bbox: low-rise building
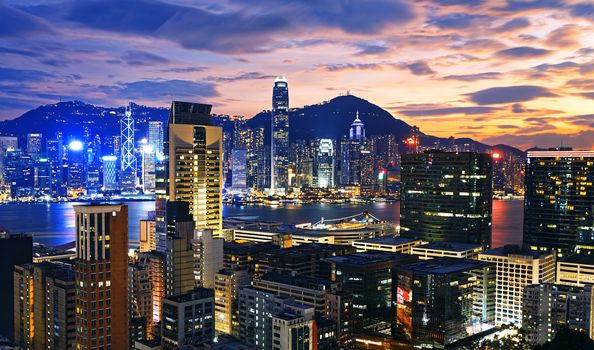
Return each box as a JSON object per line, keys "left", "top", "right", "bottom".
{"left": 411, "top": 241, "right": 483, "bottom": 260}
{"left": 557, "top": 254, "right": 594, "bottom": 286}
{"left": 352, "top": 236, "right": 423, "bottom": 253}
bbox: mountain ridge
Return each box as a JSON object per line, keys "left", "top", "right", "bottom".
{"left": 0, "top": 95, "right": 524, "bottom": 155}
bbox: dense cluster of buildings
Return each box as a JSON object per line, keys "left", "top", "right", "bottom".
{"left": 1, "top": 78, "right": 594, "bottom": 349}
{"left": 0, "top": 77, "right": 526, "bottom": 202}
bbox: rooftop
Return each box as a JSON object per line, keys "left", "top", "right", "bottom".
{"left": 274, "top": 312, "right": 302, "bottom": 321}
{"left": 258, "top": 272, "right": 335, "bottom": 290}
{"left": 398, "top": 257, "right": 491, "bottom": 275}
{"left": 560, "top": 254, "right": 594, "bottom": 265}
{"left": 264, "top": 243, "right": 355, "bottom": 257}
{"left": 414, "top": 241, "right": 482, "bottom": 252}
{"left": 480, "top": 245, "right": 554, "bottom": 259}
{"left": 324, "top": 252, "right": 415, "bottom": 267}
{"left": 164, "top": 288, "right": 213, "bottom": 303}
{"left": 355, "top": 236, "right": 421, "bottom": 246}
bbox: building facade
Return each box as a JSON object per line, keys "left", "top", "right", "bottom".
{"left": 271, "top": 76, "right": 289, "bottom": 193}
{"left": 400, "top": 151, "right": 493, "bottom": 248}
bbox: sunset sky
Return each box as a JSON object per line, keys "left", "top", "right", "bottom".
{"left": 1, "top": 0, "right": 594, "bottom": 150}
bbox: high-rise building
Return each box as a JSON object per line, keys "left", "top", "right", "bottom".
{"left": 557, "top": 254, "right": 594, "bottom": 286}
{"left": 324, "top": 290, "right": 353, "bottom": 349}
{"left": 0, "top": 136, "right": 19, "bottom": 185}
{"left": 148, "top": 121, "right": 164, "bottom": 158}
{"left": 161, "top": 288, "right": 214, "bottom": 349}
{"left": 214, "top": 268, "right": 250, "bottom": 335}
{"left": 271, "top": 76, "right": 289, "bottom": 193}
{"left": 101, "top": 155, "right": 118, "bottom": 192}
{"left": 0, "top": 232, "right": 32, "bottom": 342}
{"left": 478, "top": 245, "right": 556, "bottom": 326}
{"left": 139, "top": 215, "right": 156, "bottom": 253}
{"left": 13, "top": 261, "right": 76, "bottom": 350}
{"left": 324, "top": 252, "right": 418, "bottom": 333}
{"left": 73, "top": 203, "right": 129, "bottom": 349}
{"left": 26, "top": 133, "right": 43, "bottom": 161}
{"left": 523, "top": 149, "right": 594, "bottom": 256}
{"left": 120, "top": 103, "right": 137, "bottom": 192}
{"left": 238, "top": 286, "right": 314, "bottom": 349}
{"left": 128, "top": 263, "right": 152, "bottom": 338}
{"left": 164, "top": 201, "right": 196, "bottom": 296}
{"left": 394, "top": 258, "right": 495, "bottom": 347}
{"left": 523, "top": 283, "right": 594, "bottom": 345}
{"left": 142, "top": 144, "right": 156, "bottom": 194}
{"left": 317, "top": 139, "right": 334, "bottom": 188}
{"left": 137, "top": 251, "right": 166, "bottom": 339}
{"left": 271, "top": 304, "right": 315, "bottom": 350}
{"left": 192, "top": 229, "right": 223, "bottom": 289}
{"left": 230, "top": 149, "right": 247, "bottom": 190}
{"left": 400, "top": 151, "right": 493, "bottom": 248}
{"left": 66, "top": 141, "right": 85, "bottom": 190}
{"left": 156, "top": 101, "right": 222, "bottom": 250}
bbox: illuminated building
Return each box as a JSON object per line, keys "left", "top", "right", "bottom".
{"left": 101, "top": 155, "right": 118, "bottom": 191}
{"left": 257, "top": 243, "right": 357, "bottom": 278}
{"left": 317, "top": 139, "right": 334, "bottom": 188}
{"left": 556, "top": 254, "right": 594, "bottom": 286}
{"left": 271, "top": 304, "right": 315, "bottom": 350}
{"left": 4, "top": 150, "right": 35, "bottom": 198}
{"left": 0, "top": 232, "right": 32, "bottom": 342}
{"left": 271, "top": 76, "right": 289, "bottom": 193}
{"left": 324, "top": 290, "right": 353, "bottom": 349}
{"left": 237, "top": 286, "right": 314, "bottom": 349}
{"left": 523, "top": 149, "right": 594, "bottom": 256}
{"left": 214, "top": 268, "right": 250, "bottom": 335}
{"left": 325, "top": 252, "right": 417, "bottom": 333}
{"left": 523, "top": 283, "right": 594, "bottom": 345}
{"left": 478, "top": 245, "right": 555, "bottom": 326}
{"left": 142, "top": 144, "right": 155, "bottom": 194}
{"left": 147, "top": 121, "right": 164, "bottom": 158}
{"left": 13, "top": 262, "right": 75, "bottom": 350}
{"left": 252, "top": 272, "right": 339, "bottom": 313}
{"left": 156, "top": 101, "right": 222, "bottom": 251}
{"left": 139, "top": 215, "right": 156, "bottom": 253}
{"left": 351, "top": 236, "right": 423, "bottom": 254}
{"left": 26, "top": 133, "right": 43, "bottom": 161}
{"left": 192, "top": 229, "right": 224, "bottom": 289}
{"left": 230, "top": 148, "right": 247, "bottom": 190}
{"left": 128, "top": 263, "right": 152, "bottom": 340}
{"left": 161, "top": 288, "right": 214, "bottom": 349}
{"left": 400, "top": 151, "right": 493, "bottom": 248}
{"left": 137, "top": 251, "right": 166, "bottom": 339}
{"left": 164, "top": 201, "right": 196, "bottom": 296}
{"left": 410, "top": 241, "right": 483, "bottom": 260}
{"left": 34, "top": 157, "right": 51, "bottom": 194}
{"left": 73, "top": 203, "right": 129, "bottom": 349}
{"left": 67, "top": 141, "right": 85, "bottom": 190}
{"left": 292, "top": 139, "right": 316, "bottom": 188}
{"left": 222, "top": 241, "right": 279, "bottom": 277}
{"left": 394, "top": 258, "right": 495, "bottom": 348}
{"left": 120, "top": 103, "right": 137, "bottom": 193}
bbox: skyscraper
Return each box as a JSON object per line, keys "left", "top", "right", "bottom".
{"left": 73, "top": 203, "right": 129, "bottom": 349}
{"left": 0, "top": 232, "right": 32, "bottom": 342}
{"left": 230, "top": 148, "right": 247, "bottom": 190}
{"left": 147, "top": 121, "right": 164, "bottom": 158}
{"left": 317, "top": 139, "right": 334, "bottom": 188}
{"left": 13, "top": 262, "right": 76, "bottom": 349}
{"left": 101, "top": 155, "right": 118, "bottom": 192}
{"left": 523, "top": 149, "right": 594, "bottom": 256}
{"left": 26, "top": 133, "right": 43, "bottom": 161}
{"left": 271, "top": 76, "right": 289, "bottom": 193}
{"left": 156, "top": 101, "right": 222, "bottom": 250}
{"left": 142, "top": 144, "right": 156, "bottom": 194}
{"left": 120, "top": 103, "right": 137, "bottom": 192}
{"left": 400, "top": 151, "right": 493, "bottom": 248}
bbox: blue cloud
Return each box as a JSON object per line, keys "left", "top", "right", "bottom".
{"left": 496, "top": 46, "right": 551, "bottom": 58}
{"left": 495, "top": 0, "right": 564, "bottom": 12}
{"left": 570, "top": 3, "right": 594, "bottom": 21}
{"left": 494, "top": 18, "right": 530, "bottom": 32}
{"left": 468, "top": 85, "right": 557, "bottom": 105}
{"left": 0, "top": 4, "right": 52, "bottom": 37}
{"left": 427, "top": 13, "right": 492, "bottom": 29}
{"left": 403, "top": 61, "right": 435, "bottom": 75}
{"left": 121, "top": 50, "right": 171, "bottom": 66}
{"left": 0, "top": 67, "right": 53, "bottom": 81}
{"left": 106, "top": 79, "right": 218, "bottom": 101}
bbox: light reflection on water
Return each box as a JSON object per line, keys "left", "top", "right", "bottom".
{"left": 0, "top": 200, "right": 522, "bottom": 248}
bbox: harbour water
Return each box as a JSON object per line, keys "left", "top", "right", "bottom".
{"left": 0, "top": 200, "right": 523, "bottom": 248}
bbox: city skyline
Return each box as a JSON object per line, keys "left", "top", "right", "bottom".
{"left": 1, "top": 1, "right": 594, "bottom": 150}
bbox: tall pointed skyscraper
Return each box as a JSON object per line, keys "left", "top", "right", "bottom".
{"left": 155, "top": 101, "right": 223, "bottom": 250}
{"left": 120, "top": 102, "right": 137, "bottom": 192}
{"left": 271, "top": 76, "right": 289, "bottom": 193}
